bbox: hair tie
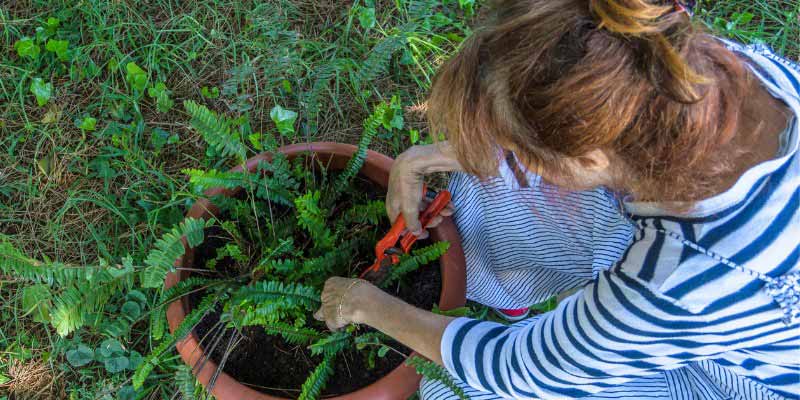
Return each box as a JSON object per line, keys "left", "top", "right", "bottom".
{"left": 674, "top": 0, "right": 696, "bottom": 17}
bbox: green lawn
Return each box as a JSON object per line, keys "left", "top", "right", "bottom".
{"left": 0, "top": 0, "right": 797, "bottom": 399}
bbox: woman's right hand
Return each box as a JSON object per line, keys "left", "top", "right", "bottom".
{"left": 386, "top": 142, "right": 462, "bottom": 236}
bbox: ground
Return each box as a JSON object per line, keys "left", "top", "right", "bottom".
{"left": 0, "top": 0, "right": 798, "bottom": 399}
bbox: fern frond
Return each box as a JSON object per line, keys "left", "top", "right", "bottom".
{"left": 183, "top": 100, "right": 247, "bottom": 162}
{"left": 351, "top": 34, "right": 408, "bottom": 94}
{"left": 183, "top": 168, "right": 249, "bottom": 191}
{"left": 232, "top": 318, "right": 321, "bottom": 345}
{"left": 406, "top": 356, "right": 469, "bottom": 400}
{"left": 142, "top": 218, "right": 214, "bottom": 289}
{"left": 380, "top": 241, "right": 449, "bottom": 288}
{"left": 328, "top": 103, "right": 386, "bottom": 201}
{"left": 255, "top": 155, "right": 299, "bottom": 207}
{"left": 298, "top": 355, "right": 335, "bottom": 400}
{"left": 337, "top": 200, "right": 385, "bottom": 227}
{"left": 0, "top": 236, "right": 102, "bottom": 285}
{"left": 354, "top": 331, "right": 392, "bottom": 348}
{"left": 151, "top": 277, "right": 217, "bottom": 341}
{"left": 304, "top": 58, "right": 350, "bottom": 135}
{"left": 309, "top": 331, "right": 350, "bottom": 358}
{"left": 294, "top": 191, "right": 334, "bottom": 249}
{"left": 133, "top": 293, "right": 222, "bottom": 389}
{"left": 230, "top": 280, "right": 320, "bottom": 310}
{"left": 175, "top": 364, "right": 199, "bottom": 400}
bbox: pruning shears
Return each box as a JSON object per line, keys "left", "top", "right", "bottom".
{"left": 360, "top": 186, "right": 451, "bottom": 283}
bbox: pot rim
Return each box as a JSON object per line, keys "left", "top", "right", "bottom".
{"left": 165, "top": 142, "right": 467, "bottom": 400}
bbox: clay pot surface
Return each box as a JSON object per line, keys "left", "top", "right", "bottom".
{"left": 165, "top": 142, "right": 467, "bottom": 400}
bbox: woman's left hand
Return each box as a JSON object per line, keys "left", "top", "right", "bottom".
{"left": 314, "top": 277, "right": 374, "bottom": 331}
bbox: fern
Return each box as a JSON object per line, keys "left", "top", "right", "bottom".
{"left": 175, "top": 364, "right": 200, "bottom": 400}
{"left": 142, "top": 218, "right": 214, "bottom": 289}
{"left": 405, "top": 356, "right": 469, "bottom": 400}
{"left": 329, "top": 103, "right": 386, "bottom": 200}
{"left": 380, "top": 241, "right": 450, "bottom": 288}
{"left": 134, "top": 293, "right": 222, "bottom": 389}
{"left": 303, "top": 58, "right": 350, "bottom": 135}
{"left": 151, "top": 277, "right": 217, "bottom": 341}
{"left": 255, "top": 154, "right": 300, "bottom": 207}
{"left": 230, "top": 280, "right": 320, "bottom": 310}
{"left": 232, "top": 319, "right": 321, "bottom": 345}
{"left": 183, "top": 168, "right": 249, "bottom": 191}
{"left": 184, "top": 100, "right": 247, "bottom": 161}
{"left": 298, "top": 355, "right": 334, "bottom": 400}
{"left": 0, "top": 235, "right": 107, "bottom": 286}
{"left": 351, "top": 34, "right": 408, "bottom": 95}
{"left": 309, "top": 331, "right": 350, "bottom": 358}
{"left": 295, "top": 190, "right": 334, "bottom": 250}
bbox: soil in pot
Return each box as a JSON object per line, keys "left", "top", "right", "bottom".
{"left": 186, "top": 174, "right": 444, "bottom": 398}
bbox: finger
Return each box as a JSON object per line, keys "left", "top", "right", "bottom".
{"left": 415, "top": 229, "right": 429, "bottom": 240}
{"left": 428, "top": 215, "right": 443, "bottom": 228}
{"left": 440, "top": 203, "right": 455, "bottom": 217}
{"left": 402, "top": 206, "right": 423, "bottom": 235}
{"left": 313, "top": 308, "right": 325, "bottom": 321}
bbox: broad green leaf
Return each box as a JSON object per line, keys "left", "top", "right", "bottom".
{"left": 408, "top": 128, "right": 419, "bottom": 144}
{"left": 147, "top": 82, "right": 174, "bottom": 113}
{"left": 79, "top": 117, "right": 97, "bottom": 132}
{"left": 121, "top": 301, "right": 141, "bottom": 320}
{"left": 14, "top": 38, "right": 40, "bottom": 59}
{"left": 66, "top": 344, "right": 94, "bottom": 367}
{"left": 357, "top": 6, "right": 376, "bottom": 29}
{"left": 270, "top": 105, "right": 298, "bottom": 137}
{"left": 125, "top": 62, "right": 148, "bottom": 93}
{"left": 21, "top": 284, "right": 52, "bottom": 323}
{"left": 128, "top": 350, "right": 143, "bottom": 369}
{"left": 45, "top": 39, "right": 70, "bottom": 61}
{"left": 117, "top": 386, "right": 138, "bottom": 400}
{"left": 126, "top": 290, "right": 147, "bottom": 305}
{"left": 42, "top": 17, "right": 60, "bottom": 36}
{"left": 97, "top": 338, "right": 125, "bottom": 358}
{"left": 377, "top": 346, "right": 389, "bottom": 357}
{"left": 30, "top": 78, "right": 53, "bottom": 107}
{"left": 0, "top": 373, "right": 9, "bottom": 385}
{"left": 104, "top": 356, "right": 130, "bottom": 373}
{"left": 201, "top": 86, "right": 220, "bottom": 99}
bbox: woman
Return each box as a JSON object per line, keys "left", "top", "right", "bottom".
{"left": 314, "top": 0, "right": 800, "bottom": 398}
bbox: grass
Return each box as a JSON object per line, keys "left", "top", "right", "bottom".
{"left": 0, "top": 0, "right": 797, "bottom": 399}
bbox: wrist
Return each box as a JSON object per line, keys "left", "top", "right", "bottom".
{"left": 348, "top": 283, "right": 386, "bottom": 325}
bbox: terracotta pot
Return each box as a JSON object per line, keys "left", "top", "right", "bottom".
{"left": 165, "top": 142, "right": 467, "bottom": 400}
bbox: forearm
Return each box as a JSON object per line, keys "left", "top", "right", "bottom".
{"left": 352, "top": 284, "right": 454, "bottom": 364}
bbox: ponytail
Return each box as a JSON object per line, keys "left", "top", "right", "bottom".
{"left": 590, "top": 0, "right": 708, "bottom": 103}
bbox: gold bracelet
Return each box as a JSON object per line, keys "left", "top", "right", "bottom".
{"left": 337, "top": 279, "right": 364, "bottom": 323}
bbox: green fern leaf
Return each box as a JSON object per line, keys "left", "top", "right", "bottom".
{"left": 183, "top": 100, "right": 247, "bottom": 161}
{"left": 406, "top": 355, "right": 469, "bottom": 400}
{"left": 298, "top": 355, "right": 335, "bottom": 400}
{"left": 142, "top": 218, "right": 213, "bottom": 289}
{"left": 309, "top": 331, "right": 350, "bottom": 358}
{"left": 294, "top": 191, "right": 334, "bottom": 249}
{"left": 183, "top": 168, "right": 249, "bottom": 191}
{"left": 230, "top": 280, "right": 320, "bottom": 310}
{"left": 133, "top": 292, "right": 222, "bottom": 389}
{"left": 151, "top": 277, "right": 217, "bottom": 341}
{"left": 328, "top": 103, "right": 386, "bottom": 201}
{"left": 381, "top": 241, "right": 450, "bottom": 288}
{"left": 175, "top": 364, "right": 199, "bottom": 400}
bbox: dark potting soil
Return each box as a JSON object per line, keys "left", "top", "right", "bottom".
{"left": 189, "top": 263, "right": 441, "bottom": 397}
{"left": 186, "top": 172, "right": 444, "bottom": 397}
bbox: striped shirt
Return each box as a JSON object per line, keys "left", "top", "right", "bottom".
{"left": 440, "top": 41, "right": 800, "bottom": 399}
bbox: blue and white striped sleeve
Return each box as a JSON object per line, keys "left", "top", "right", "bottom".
{"left": 439, "top": 264, "right": 791, "bottom": 399}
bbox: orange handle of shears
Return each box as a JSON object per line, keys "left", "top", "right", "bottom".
{"left": 399, "top": 190, "right": 451, "bottom": 253}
